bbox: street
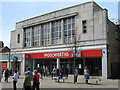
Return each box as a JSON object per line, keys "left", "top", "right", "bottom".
{"left": 0, "top": 75, "right": 119, "bottom": 90}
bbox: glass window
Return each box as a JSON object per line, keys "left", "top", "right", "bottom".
{"left": 52, "top": 20, "right": 61, "bottom": 45}
{"left": 115, "top": 31, "right": 119, "bottom": 40}
{"left": 32, "top": 25, "right": 40, "bottom": 47}
{"left": 42, "top": 23, "right": 50, "bottom": 46}
{"left": 24, "top": 28, "right": 31, "bottom": 47}
{"left": 82, "top": 20, "right": 87, "bottom": 33}
{"left": 64, "top": 17, "right": 75, "bottom": 43}
{"left": 17, "top": 34, "right": 20, "bottom": 43}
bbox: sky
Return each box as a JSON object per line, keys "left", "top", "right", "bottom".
{"left": 0, "top": 0, "right": 119, "bottom": 47}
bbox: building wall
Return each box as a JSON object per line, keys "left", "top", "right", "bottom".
{"left": 11, "top": 2, "right": 107, "bottom": 52}
{"left": 0, "top": 41, "right": 4, "bottom": 48}
{"left": 107, "top": 20, "right": 120, "bottom": 78}
{"left": 10, "top": 1, "right": 110, "bottom": 78}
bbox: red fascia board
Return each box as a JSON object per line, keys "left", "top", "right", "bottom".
{"left": 81, "top": 49, "right": 102, "bottom": 57}
{"left": 25, "top": 51, "right": 73, "bottom": 59}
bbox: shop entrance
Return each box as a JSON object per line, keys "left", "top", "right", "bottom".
{"left": 25, "top": 59, "right": 56, "bottom": 74}
{"left": 84, "top": 57, "right": 102, "bottom": 76}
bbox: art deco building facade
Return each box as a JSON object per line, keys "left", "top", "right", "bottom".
{"left": 10, "top": 1, "right": 120, "bottom": 78}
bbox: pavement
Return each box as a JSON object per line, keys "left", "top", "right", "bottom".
{"left": 0, "top": 75, "right": 120, "bottom": 89}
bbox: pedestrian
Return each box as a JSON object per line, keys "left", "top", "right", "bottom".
{"left": 32, "top": 70, "right": 40, "bottom": 90}
{"left": 39, "top": 66, "right": 43, "bottom": 79}
{"left": 84, "top": 66, "right": 89, "bottom": 74}
{"left": 0, "top": 69, "right": 2, "bottom": 82}
{"left": 74, "top": 68, "right": 78, "bottom": 84}
{"left": 25, "top": 67, "right": 33, "bottom": 77}
{"left": 5, "top": 68, "right": 9, "bottom": 82}
{"left": 58, "top": 70, "right": 63, "bottom": 83}
{"left": 43, "top": 66, "right": 46, "bottom": 77}
{"left": 23, "top": 71, "right": 32, "bottom": 90}
{"left": 45, "top": 66, "right": 49, "bottom": 76}
{"left": 57, "top": 68, "right": 59, "bottom": 76}
{"left": 10, "top": 69, "right": 13, "bottom": 76}
{"left": 84, "top": 71, "right": 90, "bottom": 84}
{"left": 52, "top": 67, "right": 57, "bottom": 79}
{"left": 13, "top": 70, "right": 18, "bottom": 90}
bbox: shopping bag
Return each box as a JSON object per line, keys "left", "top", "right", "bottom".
{"left": 31, "top": 81, "right": 33, "bottom": 90}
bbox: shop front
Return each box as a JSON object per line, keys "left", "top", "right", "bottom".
{"left": 24, "top": 49, "right": 103, "bottom": 76}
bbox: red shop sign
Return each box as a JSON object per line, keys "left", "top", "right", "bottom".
{"left": 25, "top": 51, "right": 73, "bottom": 59}
{"left": 2, "top": 63, "right": 7, "bottom": 71}
{"left": 81, "top": 49, "right": 102, "bottom": 57}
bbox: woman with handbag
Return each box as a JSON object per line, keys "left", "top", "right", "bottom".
{"left": 32, "top": 70, "right": 40, "bottom": 90}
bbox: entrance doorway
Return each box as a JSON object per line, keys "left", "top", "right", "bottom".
{"left": 84, "top": 57, "right": 102, "bottom": 76}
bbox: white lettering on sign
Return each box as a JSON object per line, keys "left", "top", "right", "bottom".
{"left": 44, "top": 52, "right": 69, "bottom": 58}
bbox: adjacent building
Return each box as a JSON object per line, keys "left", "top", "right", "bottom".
{"left": 10, "top": 1, "right": 120, "bottom": 78}
{"left": 0, "top": 41, "right": 10, "bottom": 71}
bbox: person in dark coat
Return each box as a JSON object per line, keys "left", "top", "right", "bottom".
{"left": 5, "top": 68, "right": 9, "bottom": 82}
{"left": 39, "top": 66, "right": 44, "bottom": 79}
{"left": 23, "top": 71, "right": 32, "bottom": 90}
{"left": 74, "top": 68, "right": 78, "bottom": 84}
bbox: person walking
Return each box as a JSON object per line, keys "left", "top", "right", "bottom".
{"left": 45, "top": 66, "right": 49, "bottom": 76}
{"left": 23, "top": 71, "right": 32, "bottom": 90}
{"left": 74, "top": 68, "right": 78, "bottom": 84}
{"left": 13, "top": 70, "right": 18, "bottom": 90}
{"left": 5, "top": 68, "right": 9, "bottom": 82}
{"left": 84, "top": 71, "right": 90, "bottom": 84}
{"left": 32, "top": 70, "right": 40, "bottom": 90}
{"left": 25, "top": 67, "right": 33, "bottom": 77}
{"left": 84, "top": 66, "right": 89, "bottom": 74}
{"left": 43, "top": 66, "right": 46, "bottom": 77}
{"left": 39, "top": 66, "right": 43, "bottom": 79}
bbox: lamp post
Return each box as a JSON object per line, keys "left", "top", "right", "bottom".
{"left": 8, "top": 48, "right": 10, "bottom": 70}
{"left": 73, "top": 38, "right": 77, "bottom": 84}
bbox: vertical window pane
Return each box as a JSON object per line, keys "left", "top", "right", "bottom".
{"left": 32, "top": 25, "right": 40, "bottom": 47}
{"left": 24, "top": 27, "right": 31, "bottom": 47}
{"left": 82, "top": 20, "right": 87, "bottom": 33}
{"left": 52, "top": 20, "right": 61, "bottom": 45}
{"left": 42, "top": 23, "right": 50, "bottom": 46}
{"left": 64, "top": 17, "right": 75, "bottom": 43}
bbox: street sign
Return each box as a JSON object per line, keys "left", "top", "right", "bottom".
{"left": 13, "top": 56, "right": 18, "bottom": 62}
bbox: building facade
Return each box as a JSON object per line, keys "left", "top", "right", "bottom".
{"left": 10, "top": 1, "right": 120, "bottom": 78}
{"left": 0, "top": 42, "right": 21, "bottom": 71}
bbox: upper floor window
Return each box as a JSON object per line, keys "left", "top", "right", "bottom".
{"left": 17, "top": 34, "right": 20, "bottom": 43}
{"left": 115, "top": 31, "right": 119, "bottom": 40}
{"left": 24, "top": 28, "right": 31, "bottom": 47}
{"left": 64, "top": 17, "right": 75, "bottom": 43}
{"left": 82, "top": 20, "right": 87, "bottom": 33}
{"left": 42, "top": 23, "right": 50, "bottom": 46}
{"left": 52, "top": 20, "right": 61, "bottom": 45}
{"left": 32, "top": 25, "right": 40, "bottom": 47}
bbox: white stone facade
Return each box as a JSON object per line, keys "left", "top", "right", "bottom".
{"left": 10, "top": 1, "right": 120, "bottom": 78}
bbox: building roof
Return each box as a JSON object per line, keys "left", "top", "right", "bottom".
{"left": 0, "top": 46, "right": 10, "bottom": 53}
